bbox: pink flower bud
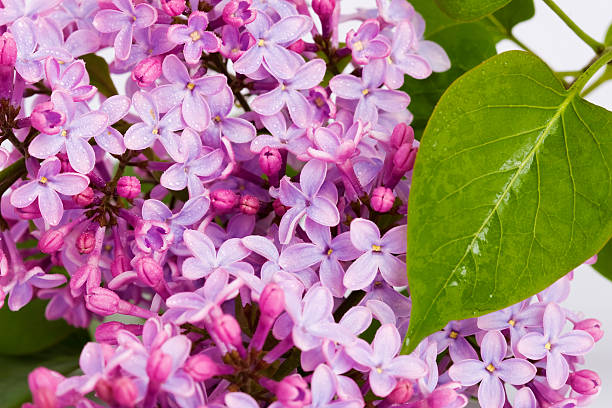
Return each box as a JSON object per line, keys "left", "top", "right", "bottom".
{"left": 390, "top": 123, "right": 414, "bottom": 149}
{"left": 371, "top": 186, "right": 395, "bottom": 213}
{"left": 312, "top": 0, "right": 335, "bottom": 19}
{"left": 393, "top": 143, "right": 417, "bottom": 173}
{"left": 111, "top": 253, "right": 130, "bottom": 277}
{"left": 272, "top": 198, "right": 287, "bottom": 217}
{"left": 113, "top": 377, "right": 139, "bottom": 408}
{"left": 117, "top": 176, "right": 141, "bottom": 199}
{"left": 184, "top": 354, "right": 233, "bottom": 381}
{"left": 77, "top": 231, "right": 96, "bottom": 254}
{"left": 386, "top": 379, "right": 414, "bottom": 404}
{"left": 574, "top": 318, "right": 604, "bottom": 342}
{"left": 57, "top": 153, "right": 75, "bottom": 173}
{"left": 161, "top": 0, "right": 186, "bottom": 16}
{"left": 276, "top": 374, "right": 312, "bottom": 408}
{"left": 0, "top": 33, "right": 17, "bottom": 66}
{"left": 28, "top": 367, "right": 65, "bottom": 408}
{"left": 85, "top": 287, "right": 120, "bottom": 316}
{"left": 30, "top": 101, "right": 66, "bottom": 135}
{"left": 95, "top": 378, "right": 114, "bottom": 404}
{"left": 95, "top": 321, "right": 126, "bottom": 344}
{"left": 288, "top": 39, "right": 306, "bottom": 54}
{"left": 215, "top": 314, "right": 242, "bottom": 348}
{"left": 16, "top": 202, "right": 41, "bottom": 220}
{"left": 131, "top": 56, "right": 162, "bottom": 88}
{"left": 147, "top": 348, "right": 173, "bottom": 384}
{"left": 569, "top": 370, "right": 601, "bottom": 395}
{"left": 223, "top": 0, "right": 256, "bottom": 26}
{"left": 135, "top": 257, "right": 163, "bottom": 287}
{"left": 259, "top": 283, "right": 284, "bottom": 319}
{"left": 39, "top": 229, "right": 65, "bottom": 253}
{"left": 73, "top": 186, "right": 95, "bottom": 207}
{"left": 239, "top": 194, "right": 259, "bottom": 215}
{"left": 211, "top": 189, "right": 238, "bottom": 213}
{"left": 259, "top": 147, "right": 282, "bottom": 176}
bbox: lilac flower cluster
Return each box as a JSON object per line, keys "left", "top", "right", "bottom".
{"left": 0, "top": 0, "right": 603, "bottom": 407}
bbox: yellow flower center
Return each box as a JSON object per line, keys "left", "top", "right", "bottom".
{"left": 315, "top": 97, "right": 324, "bottom": 107}
{"left": 327, "top": 248, "right": 333, "bottom": 256}
{"left": 280, "top": 84, "right": 286, "bottom": 91}
{"left": 187, "top": 82, "right": 195, "bottom": 90}
{"left": 486, "top": 364, "right": 496, "bottom": 373}
{"left": 387, "top": 56, "right": 393, "bottom": 64}
{"left": 545, "top": 342, "right": 552, "bottom": 350}
{"left": 362, "top": 89, "right": 369, "bottom": 95}
{"left": 372, "top": 244, "right": 381, "bottom": 252}
{"left": 190, "top": 31, "right": 201, "bottom": 42}
{"left": 39, "top": 176, "right": 48, "bottom": 184}
{"left": 60, "top": 130, "right": 67, "bottom": 137}
{"left": 449, "top": 330, "right": 459, "bottom": 339}
{"left": 353, "top": 41, "right": 364, "bottom": 51}
{"left": 508, "top": 319, "right": 516, "bottom": 327}
{"left": 375, "top": 367, "right": 383, "bottom": 374}
{"left": 214, "top": 115, "right": 221, "bottom": 122}
{"left": 152, "top": 128, "right": 159, "bottom": 135}
{"left": 258, "top": 39, "right": 265, "bottom": 47}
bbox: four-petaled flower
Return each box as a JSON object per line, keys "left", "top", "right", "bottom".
{"left": 167, "top": 11, "right": 221, "bottom": 65}
{"left": 10, "top": 157, "right": 90, "bottom": 226}
{"left": 449, "top": 330, "right": 536, "bottom": 408}
{"left": 346, "top": 19, "right": 390, "bottom": 65}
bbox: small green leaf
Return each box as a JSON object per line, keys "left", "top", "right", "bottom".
{"left": 0, "top": 299, "right": 77, "bottom": 356}
{"left": 434, "top": 0, "right": 511, "bottom": 21}
{"left": 605, "top": 22, "right": 612, "bottom": 46}
{"left": 0, "top": 331, "right": 88, "bottom": 408}
{"left": 593, "top": 239, "right": 612, "bottom": 281}
{"left": 81, "top": 53, "right": 118, "bottom": 97}
{"left": 404, "top": 51, "right": 612, "bottom": 352}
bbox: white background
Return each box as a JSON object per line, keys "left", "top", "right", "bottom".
{"left": 341, "top": 0, "right": 612, "bottom": 406}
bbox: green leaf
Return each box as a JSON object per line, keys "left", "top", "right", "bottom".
{"left": 593, "top": 239, "right": 612, "bottom": 280}
{"left": 81, "top": 53, "right": 118, "bottom": 98}
{"left": 403, "top": 51, "right": 612, "bottom": 352}
{"left": 0, "top": 331, "right": 89, "bottom": 408}
{"left": 481, "top": 0, "right": 535, "bottom": 41}
{"left": 434, "top": 0, "right": 511, "bottom": 21}
{"left": 0, "top": 299, "right": 77, "bottom": 356}
{"left": 606, "top": 22, "right": 612, "bottom": 46}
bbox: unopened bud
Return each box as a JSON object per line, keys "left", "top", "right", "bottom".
{"left": 131, "top": 56, "right": 163, "bottom": 88}
{"left": 117, "top": 176, "right": 141, "bottom": 199}
{"left": 239, "top": 195, "right": 259, "bottom": 215}
{"left": 76, "top": 231, "right": 96, "bottom": 254}
{"left": 94, "top": 378, "right": 114, "bottom": 404}
{"left": 386, "top": 379, "right": 414, "bottom": 404}
{"left": 288, "top": 39, "right": 306, "bottom": 54}
{"left": 223, "top": 0, "right": 256, "bottom": 27}
{"left": 147, "top": 348, "right": 173, "bottom": 384}
{"left": 0, "top": 33, "right": 17, "bottom": 66}
{"left": 211, "top": 189, "right": 238, "bottom": 213}
{"left": 313, "top": 0, "right": 335, "bottom": 18}
{"left": 73, "top": 186, "right": 95, "bottom": 207}
{"left": 161, "top": 0, "right": 186, "bottom": 16}
{"left": 569, "top": 370, "right": 601, "bottom": 395}
{"left": 113, "top": 377, "right": 139, "bottom": 407}
{"left": 259, "top": 147, "right": 282, "bottom": 176}
{"left": 272, "top": 198, "right": 287, "bottom": 217}
{"left": 390, "top": 123, "right": 414, "bottom": 149}
{"left": 184, "top": 354, "right": 226, "bottom": 381}
{"left": 276, "top": 374, "right": 312, "bottom": 408}
{"left": 392, "top": 143, "right": 417, "bottom": 173}
{"left": 39, "top": 229, "right": 65, "bottom": 253}
{"left": 574, "top": 318, "right": 604, "bottom": 342}
{"left": 215, "top": 314, "right": 242, "bottom": 348}
{"left": 371, "top": 186, "right": 395, "bottom": 213}
{"left": 86, "top": 287, "right": 120, "bottom": 316}
{"left": 30, "top": 101, "right": 66, "bottom": 135}
{"left": 259, "top": 283, "right": 284, "bottom": 319}
{"left": 135, "top": 257, "right": 163, "bottom": 287}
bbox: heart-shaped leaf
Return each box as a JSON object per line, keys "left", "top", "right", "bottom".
{"left": 81, "top": 53, "right": 118, "bottom": 98}
{"left": 403, "top": 50, "right": 612, "bottom": 352}
{"left": 434, "top": 0, "right": 511, "bottom": 21}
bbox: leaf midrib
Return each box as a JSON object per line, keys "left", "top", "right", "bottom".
{"left": 411, "top": 83, "right": 579, "bottom": 335}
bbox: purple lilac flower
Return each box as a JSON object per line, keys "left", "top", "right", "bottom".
{"left": 329, "top": 58, "right": 410, "bottom": 124}
{"left": 10, "top": 17, "right": 71, "bottom": 83}
{"left": 36, "top": 17, "right": 100, "bottom": 61}
{"left": 0, "top": 0, "right": 62, "bottom": 25}
{"left": 151, "top": 54, "right": 226, "bottom": 131}
{"left": 233, "top": 12, "right": 312, "bottom": 79}
{"left": 44, "top": 58, "right": 97, "bottom": 101}
{"left": 343, "top": 218, "right": 407, "bottom": 290}
{"left": 123, "top": 90, "right": 184, "bottom": 158}
{"left": 279, "top": 219, "right": 361, "bottom": 296}
{"left": 429, "top": 319, "right": 479, "bottom": 362}
{"left": 203, "top": 86, "right": 256, "bottom": 147}
{"left": 376, "top": 0, "right": 415, "bottom": 24}
{"left": 5, "top": 265, "right": 66, "bottom": 311}
{"left": 167, "top": 11, "right": 221, "bottom": 65}
{"left": 10, "top": 157, "right": 89, "bottom": 226}
{"left": 449, "top": 330, "right": 536, "bottom": 408}
{"left": 181, "top": 229, "right": 252, "bottom": 280}
{"left": 251, "top": 58, "right": 326, "bottom": 128}
{"left": 160, "top": 128, "right": 225, "bottom": 197}
{"left": 518, "top": 302, "right": 595, "bottom": 389}
{"left": 250, "top": 112, "right": 311, "bottom": 157}
{"left": 220, "top": 25, "right": 255, "bottom": 62}
{"left": 113, "top": 25, "right": 175, "bottom": 72}
{"left": 278, "top": 159, "right": 340, "bottom": 244}
{"left": 92, "top": 0, "right": 157, "bottom": 61}
{"left": 346, "top": 19, "right": 390, "bottom": 65}
{"left": 28, "top": 91, "right": 108, "bottom": 174}
{"left": 346, "top": 323, "right": 427, "bottom": 397}
{"left": 308, "top": 364, "right": 363, "bottom": 408}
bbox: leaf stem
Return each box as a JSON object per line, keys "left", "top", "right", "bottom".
{"left": 570, "top": 48, "right": 612, "bottom": 93}
{"left": 541, "top": 0, "right": 605, "bottom": 53}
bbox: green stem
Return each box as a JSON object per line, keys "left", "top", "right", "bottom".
{"left": 485, "top": 15, "right": 538, "bottom": 55}
{"left": 541, "top": 0, "right": 605, "bottom": 53}
{"left": 570, "top": 48, "right": 612, "bottom": 93}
